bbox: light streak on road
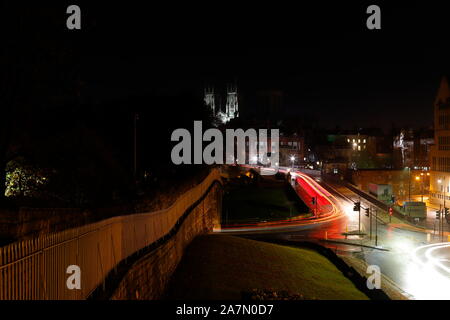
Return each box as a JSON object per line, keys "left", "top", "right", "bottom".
{"left": 220, "top": 166, "right": 343, "bottom": 231}
{"left": 412, "top": 242, "right": 450, "bottom": 275}
{"left": 407, "top": 242, "right": 450, "bottom": 299}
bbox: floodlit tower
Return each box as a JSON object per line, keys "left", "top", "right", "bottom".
{"left": 226, "top": 83, "right": 239, "bottom": 121}
{"left": 204, "top": 85, "right": 216, "bottom": 115}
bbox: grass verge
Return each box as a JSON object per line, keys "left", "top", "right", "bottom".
{"left": 166, "top": 235, "right": 369, "bottom": 300}
{"left": 223, "top": 182, "right": 309, "bottom": 222}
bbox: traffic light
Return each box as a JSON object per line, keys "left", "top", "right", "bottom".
{"left": 389, "top": 207, "right": 393, "bottom": 216}
{"left": 365, "top": 208, "right": 369, "bottom": 217}
{"left": 445, "top": 208, "right": 449, "bottom": 218}
{"left": 311, "top": 197, "right": 316, "bottom": 205}
{"left": 353, "top": 201, "right": 360, "bottom": 211}
{"left": 436, "top": 210, "right": 441, "bottom": 219}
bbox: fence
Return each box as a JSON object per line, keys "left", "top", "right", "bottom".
{"left": 0, "top": 168, "right": 221, "bottom": 300}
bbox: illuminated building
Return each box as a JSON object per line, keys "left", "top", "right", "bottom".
{"left": 204, "top": 85, "right": 216, "bottom": 114}
{"left": 204, "top": 83, "right": 239, "bottom": 124}
{"left": 429, "top": 76, "right": 450, "bottom": 206}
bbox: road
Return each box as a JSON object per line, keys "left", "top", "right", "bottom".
{"left": 219, "top": 167, "right": 450, "bottom": 300}
{"left": 408, "top": 194, "right": 450, "bottom": 232}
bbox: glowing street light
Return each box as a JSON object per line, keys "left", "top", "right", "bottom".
{"left": 415, "top": 176, "right": 424, "bottom": 202}
{"left": 290, "top": 155, "right": 295, "bottom": 168}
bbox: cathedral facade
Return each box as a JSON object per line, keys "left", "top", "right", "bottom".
{"left": 204, "top": 83, "right": 239, "bottom": 124}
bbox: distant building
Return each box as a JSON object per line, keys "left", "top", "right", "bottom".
{"left": 318, "top": 132, "right": 379, "bottom": 169}
{"left": 226, "top": 130, "right": 304, "bottom": 168}
{"left": 279, "top": 133, "right": 304, "bottom": 167}
{"left": 318, "top": 129, "right": 397, "bottom": 178}
{"left": 224, "top": 83, "right": 239, "bottom": 122}
{"left": 393, "top": 128, "right": 433, "bottom": 170}
{"left": 204, "top": 85, "right": 216, "bottom": 114}
{"left": 430, "top": 76, "right": 450, "bottom": 206}
{"left": 204, "top": 83, "right": 239, "bottom": 124}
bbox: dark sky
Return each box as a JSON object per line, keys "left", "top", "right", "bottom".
{"left": 5, "top": 2, "right": 449, "bottom": 130}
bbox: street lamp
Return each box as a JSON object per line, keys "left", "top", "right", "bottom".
{"left": 290, "top": 155, "right": 295, "bottom": 168}
{"left": 438, "top": 177, "right": 447, "bottom": 209}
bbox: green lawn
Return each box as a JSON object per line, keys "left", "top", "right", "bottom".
{"left": 166, "top": 235, "right": 369, "bottom": 300}
{"left": 223, "top": 184, "right": 309, "bottom": 222}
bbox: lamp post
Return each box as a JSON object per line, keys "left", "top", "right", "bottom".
{"left": 290, "top": 155, "right": 295, "bottom": 169}
{"left": 408, "top": 167, "right": 411, "bottom": 202}
{"left": 438, "top": 177, "right": 446, "bottom": 209}
{"left": 416, "top": 175, "right": 424, "bottom": 202}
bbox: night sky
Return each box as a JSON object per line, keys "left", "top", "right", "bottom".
{"left": 5, "top": 2, "right": 449, "bottom": 130}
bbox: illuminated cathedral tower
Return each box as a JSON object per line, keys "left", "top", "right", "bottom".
{"left": 225, "top": 83, "right": 239, "bottom": 121}
{"left": 204, "top": 85, "right": 216, "bottom": 114}
{"left": 204, "top": 82, "right": 239, "bottom": 124}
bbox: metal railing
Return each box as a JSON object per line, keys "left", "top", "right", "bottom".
{"left": 0, "top": 168, "right": 221, "bottom": 300}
